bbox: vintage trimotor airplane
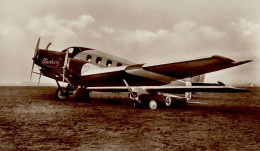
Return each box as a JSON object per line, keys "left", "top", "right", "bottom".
{"left": 30, "top": 38, "right": 252, "bottom": 109}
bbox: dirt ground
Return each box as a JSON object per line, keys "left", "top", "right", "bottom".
{"left": 0, "top": 86, "right": 259, "bottom": 150}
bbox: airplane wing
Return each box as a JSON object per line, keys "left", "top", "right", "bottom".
{"left": 139, "top": 55, "right": 251, "bottom": 79}
{"left": 86, "top": 85, "right": 249, "bottom": 93}
{"left": 80, "top": 55, "right": 252, "bottom": 87}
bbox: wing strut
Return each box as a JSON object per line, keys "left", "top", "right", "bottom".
{"left": 62, "top": 50, "right": 69, "bottom": 87}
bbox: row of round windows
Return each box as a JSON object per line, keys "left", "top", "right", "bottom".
{"left": 86, "top": 55, "right": 122, "bottom": 67}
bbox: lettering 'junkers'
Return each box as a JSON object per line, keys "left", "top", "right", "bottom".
{"left": 41, "top": 58, "right": 59, "bottom": 68}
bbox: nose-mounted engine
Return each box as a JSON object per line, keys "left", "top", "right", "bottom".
{"left": 30, "top": 38, "right": 67, "bottom": 85}
{"left": 30, "top": 38, "right": 87, "bottom": 86}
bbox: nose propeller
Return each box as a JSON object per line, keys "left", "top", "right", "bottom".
{"left": 34, "top": 38, "right": 40, "bottom": 60}
{"left": 30, "top": 38, "right": 41, "bottom": 81}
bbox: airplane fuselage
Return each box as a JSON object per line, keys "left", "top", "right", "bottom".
{"left": 36, "top": 47, "right": 192, "bottom": 87}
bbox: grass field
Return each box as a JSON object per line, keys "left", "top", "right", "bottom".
{"left": 0, "top": 86, "right": 259, "bottom": 150}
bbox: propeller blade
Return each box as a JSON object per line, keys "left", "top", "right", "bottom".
{"left": 30, "top": 38, "right": 41, "bottom": 81}
{"left": 34, "top": 37, "right": 41, "bottom": 59}
{"left": 30, "top": 62, "right": 35, "bottom": 81}
{"left": 123, "top": 79, "right": 142, "bottom": 103}
{"left": 30, "top": 37, "right": 41, "bottom": 82}
{"left": 123, "top": 79, "right": 132, "bottom": 92}
{"left": 38, "top": 72, "right": 42, "bottom": 86}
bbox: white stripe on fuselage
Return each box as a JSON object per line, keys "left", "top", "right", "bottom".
{"left": 82, "top": 65, "right": 127, "bottom": 76}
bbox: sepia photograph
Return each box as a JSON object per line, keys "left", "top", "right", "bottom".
{"left": 0, "top": 0, "right": 259, "bottom": 150}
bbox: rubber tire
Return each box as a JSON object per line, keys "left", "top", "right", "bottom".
{"left": 165, "top": 96, "right": 172, "bottom": 107}
{"left": 149, "top": 100, "right": 158, "bottom": 110}
{"left": 56, "top": 88, "right": 69, "bottom": 100}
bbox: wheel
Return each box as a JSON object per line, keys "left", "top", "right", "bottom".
{"left": 165, "top": 96, "right": 171, "bottom": 107}
{"left": 56, "top": 88, "right": 69, "bottom": 100}
{"left": 149, "top": 100, "right": 158, "bottom": 110}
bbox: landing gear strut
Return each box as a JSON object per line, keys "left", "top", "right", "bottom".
{"left": 55, "top": 80, "right": 70, "bottom": 100}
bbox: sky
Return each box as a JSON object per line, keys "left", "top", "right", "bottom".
{"left": 0, "top": 0, "right": 259, "bottom": 85}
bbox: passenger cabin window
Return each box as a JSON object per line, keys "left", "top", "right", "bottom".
{"left": 116, "top": 63, "right": 122, "bottom": 66}
{"left": 106, "top": 60, "right": 112, "bottom": 67}
{"left": 96, "top": 57, "right": 102, "bottom": 64}
{"left": 86, "top": 55, "right": 92, "bottom": 62}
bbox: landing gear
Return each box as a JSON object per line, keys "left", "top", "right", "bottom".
{"left": 132, "top": 94, "right": 159, "bottom": 109}
{"left": 131, "top": 94, "right": 190, "bottom": 109}
{"left": 149, "top": 95, "right": 171, "bottom": 109}
{"left": 56, "top": 87, "right": 69, "bottom": 100}
{"left": 55, "top": 80, "right": 75, "bottom": 101}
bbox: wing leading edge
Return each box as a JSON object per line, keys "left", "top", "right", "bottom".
{"left": 142, "top": 55, "right": 252, "bottom": 79}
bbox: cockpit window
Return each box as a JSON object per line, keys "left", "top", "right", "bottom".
{"left": 116, "top": 63, "right": 122, "bottom": 66}
{"left": 67, "top": 47, "right": 81, "bottom": 54}
{"left": 68, "top": 48, "right": 74, "bottom": 53}
{"left": 86, "top": 55, "right": 92, "bottom": 62}
{"left": 106, "top": 60, "right": 112, "bottom": 67}
{"left": 96, "top": 57, "right": 102, "bottom": 64}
